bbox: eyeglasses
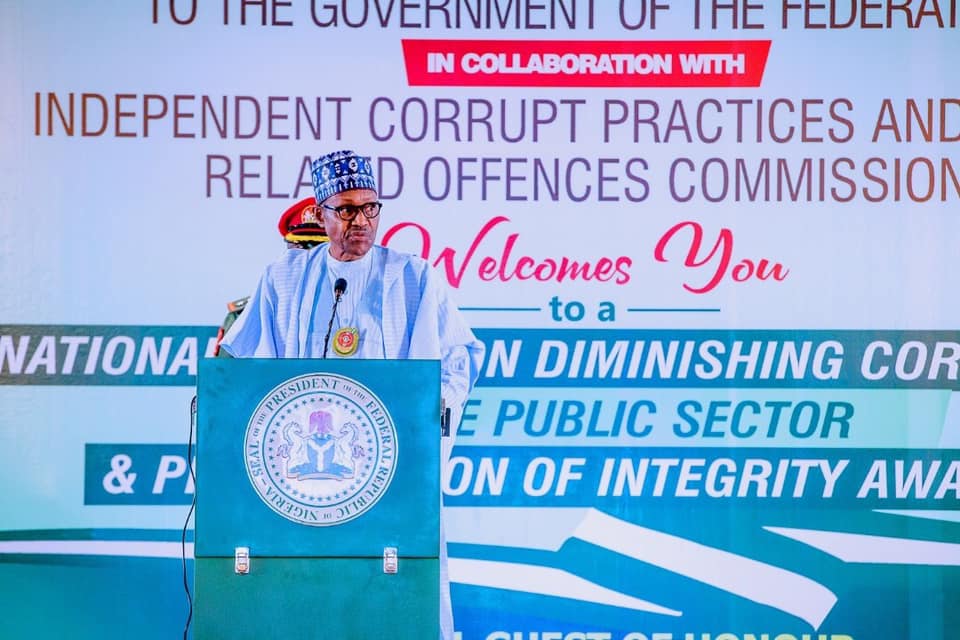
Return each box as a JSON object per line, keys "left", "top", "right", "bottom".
{"left": 320, "top": 201, "right": 383, "bottom": 222}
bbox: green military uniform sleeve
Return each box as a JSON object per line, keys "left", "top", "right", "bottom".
{"left": 215, "top": 296, "right": 250, "bottom": 358}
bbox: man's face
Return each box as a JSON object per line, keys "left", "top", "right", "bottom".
{"left": 319, "top": 188, "right": 380, "bottom": 261}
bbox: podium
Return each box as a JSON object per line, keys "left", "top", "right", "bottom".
{"left": 194, "top": 358, "right": 441, "bottom": 639}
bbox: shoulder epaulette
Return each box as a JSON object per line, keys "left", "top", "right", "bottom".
{"left": 227, "top": 296, "right": 250, "bottom": 313}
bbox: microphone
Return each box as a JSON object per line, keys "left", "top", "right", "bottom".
{"left": 322, "top": 278, "right": 348, "bottom": 359}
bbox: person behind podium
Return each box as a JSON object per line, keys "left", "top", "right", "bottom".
{"left": 218, "top": 149, "right": 485, "bottom": 639}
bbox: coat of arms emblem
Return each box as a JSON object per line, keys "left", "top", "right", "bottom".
{"left": 244, "top": 373, "right": 397, "bottom": 526}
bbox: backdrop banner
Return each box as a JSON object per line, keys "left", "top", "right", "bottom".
{"left": 1, "top": 2, "right": 958, "bottom": 639}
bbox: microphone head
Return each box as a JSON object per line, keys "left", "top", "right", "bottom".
{"left": 334, "top": 278, "right": 348, "bottom": 296}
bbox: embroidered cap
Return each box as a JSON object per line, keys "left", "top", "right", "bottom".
{"left": 311, "top": 150, "right": 377, "bottom": 204}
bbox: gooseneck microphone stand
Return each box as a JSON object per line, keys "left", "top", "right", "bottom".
{"left": 322, "top": 278, "right": 348, "bottom": 359}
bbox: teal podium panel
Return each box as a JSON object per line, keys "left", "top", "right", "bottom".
{"left": 194, "top": 358, "right": 441, "bottom": 639}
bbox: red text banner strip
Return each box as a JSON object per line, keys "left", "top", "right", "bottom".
{"left": 402, "top": 39, "right": 772, "bottom": 88}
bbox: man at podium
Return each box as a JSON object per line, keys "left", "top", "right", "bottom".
{"left": 218, "top": 148, "right": 485, "bottom": 639}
